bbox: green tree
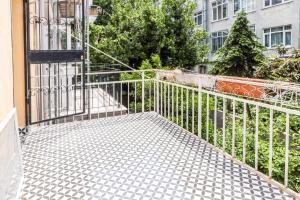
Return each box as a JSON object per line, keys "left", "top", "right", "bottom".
{"left": 93, "top": 0, "right": 112, "bottom": 26}
{"left": 90, "top": 0, "right": 208, "bottom": 69}
{"left": 210, "top": 11, "right": 265, "bottom": 77}
{"left": 160, "top": 0, "right": 208, "bottom": 68}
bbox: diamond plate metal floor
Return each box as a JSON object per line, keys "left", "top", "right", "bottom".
{"left": 21, "top": 112, "right": 294, "bottom": 200}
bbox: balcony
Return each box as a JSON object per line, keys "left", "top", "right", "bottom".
{"left": 18, "top": 70, "right": 300, "bottom": 199}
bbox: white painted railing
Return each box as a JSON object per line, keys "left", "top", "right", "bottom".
{"left": 38, "top": 69, "right": 300, "bottom": 198}
{"left": 153, "top": 79, "right": 300, "bottom": 198}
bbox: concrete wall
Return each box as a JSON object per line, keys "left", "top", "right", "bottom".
{"left": 194, "top": 0, "right": 299, "bottom": 61}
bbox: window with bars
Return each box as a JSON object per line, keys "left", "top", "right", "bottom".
{"left": 263, "top": 25, "right": 292, "bottom": 48}
{"left": 211, "top": 30, "right": 228, "bottom": 52}
{"left": 212, "top": 0, "right": 228, "bottom": 21}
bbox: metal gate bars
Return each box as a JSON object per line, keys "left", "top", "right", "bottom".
{"left": 25, "top": 0, "right": 86, "bottom": 124}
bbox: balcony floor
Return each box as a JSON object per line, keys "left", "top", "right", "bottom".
{"left": 21, "top": 112, "right": 294, "bottom": 200}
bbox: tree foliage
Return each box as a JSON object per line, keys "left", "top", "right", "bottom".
{"left": 93, "top": 0, "right": 113, "bottom": 26}
{"left": 210, "top": 11, "right": 265, "bottom": 77}
{"left": 90, "top": 0, "right": 208, "bottom": 68}
{"left": 255, "top": 56, "right": 300, "bottom": 83}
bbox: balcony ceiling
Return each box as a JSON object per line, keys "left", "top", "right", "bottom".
{"left": 20, "top": 112, "right": 294, "bottom": 200}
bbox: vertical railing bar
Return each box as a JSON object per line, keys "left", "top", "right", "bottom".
{"left": 149, "top": 80, "right": 152, "bottom": 111}
{"left": 120, "top": 83, "right": 123, "bottom": 115}
{"left": 57, "top": 63, "right": 61, "bottom": 118}
{"left": 157, "top": 81, "right": 160, "bottom": 113}
{"left": 117, "top": 88, "right": 119, "bottom": 115}
{"left": 48, "top": 64, "right": 51, "bottom": 120}
{"left": 284, "top": 113, "right": 290, "bottom": 187}
{"left": 168, "top": 83, "right": 170, "bottom": 119}
{"left": 66, "top": 63, "right": 69, "bottom": 116}
{"left": 222, "top": 98, "right": 226, "bottom": 151}
{"left": 37, "top": 67, "right": 42, "bottom": 121}
{"left": 128, "top": 82, "right": 130, "bottom": 115}
{"left": 105, "top": 84, "right": 108, "bottom": 118}
{"left": 198, "top": 84, "right": 202, "bottom": 139}
{"left": 102, "top": 82, "right": 105, "bottom": 110}
{"left": 255, "top": 105, "right": 259, "bottom": 170}
{"left": 243, "top": 102, "right": 247, "bottom": 163}
{"left": 153, "top": 81, "right": 157, "bottom": 111}
{"left": 214, "top": 95, "right": 217, "bottom": 146}
{"left": 80, "top": 65, "right": 83, "bottom": 121}
{"left": 269, "top": 109, "right": 273, "bottom": 177}
{"left": 74, "top": 63, "right": 77, "bottom": 116}
{"left": 113, "top": 83, "right": 115, "bottom": 116}
{"left": 181, "top": 86, "right": 184, "bottom": 127}
{"left": 172, "top": 85, "right": 174, "bottom": 122}
{"left": 97, "top": 84, "right": 100, "bottom": 119}
{"left": 206, "top": 94, "right": 209, "bottom": 142}
{"left": 142, "top": 72, "right": 145, "bottom": 113}
{"left": 232, "top": 100, "right": 236, "bottom": 157}
{"left": 164, "top": 83, "right": 166, "bottom": 117}
{"left": 176, "top": 85, "right": 179, "bottom": 124}
{"left": 134, "top": 82, "right": 137, "bottom": 113}
{"left": 91, "top": 85, "right": 94, "bottom": 114}
{"left": 160, "top": 82, "right": 163, "bottom": 115}
{"left": 192, "top": 90, "right": 195, "bottom": 134}
{"left": 186, "top": 88, "right": 189, "bottom": 131}
{"left": 180, "top": 87, "right": 183, "bottom": 127}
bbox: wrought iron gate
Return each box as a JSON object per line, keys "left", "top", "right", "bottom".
{"left": 25, "top": 0, "right": 86, "bottom": 124}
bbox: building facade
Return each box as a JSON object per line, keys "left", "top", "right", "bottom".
{"left": 194, "top": 0, "right": 300, "bottom": 65}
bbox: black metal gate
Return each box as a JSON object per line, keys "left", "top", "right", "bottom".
{"left": 25, "top": 0, "right": 86, "bottom": 124}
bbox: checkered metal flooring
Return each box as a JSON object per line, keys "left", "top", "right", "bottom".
{"left": 21, "top": 112, "right": 294, "bottom": 200}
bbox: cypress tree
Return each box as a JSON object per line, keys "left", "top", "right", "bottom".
{"left": 210, "top": 11, "right": 265, "bottom": 77}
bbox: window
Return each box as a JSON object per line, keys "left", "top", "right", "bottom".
{"left": 211, "top": 31, "right": 228, "bottom": 52}
{"left": 194, "top": 11, "right": 203, "bottom": 26}
{"left": 249, "top": 25, "right": 255, "bottom": 33}
{"left": 263, "top": 25, "right": 292, "bottom": 48}
{"left": 264, "top": 0, "right": 290, "bottom": 7}
{"left": 212, "top": 0, "right": 228, "bottom": 21}
{"left": 234, "top": 0, "right": 255, "bottom": 13}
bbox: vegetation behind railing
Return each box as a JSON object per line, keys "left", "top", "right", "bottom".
{"left": 119, "top": 70, "right": 300, "bottom": 195}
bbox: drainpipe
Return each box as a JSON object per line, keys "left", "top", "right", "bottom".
{"left": 204, "top": 0, "right": 210, "bottom": 72}
{"left": 204, "top": 0, "right": 209, "bottom": 33}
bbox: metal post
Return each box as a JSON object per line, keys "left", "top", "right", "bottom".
{"left": 198, "top": 84, "right": 202, "bottom": 139}
{"left": 232, "top": 100, "right": 236, "bottom": 157}
{"left": 214, "top": 95, "right": 217, "bottom": 146}
{"left": 243, "top": 102, "right": 247, "bottom": 163}
{"left": 255, "top": 105, "right": 259, "bottom": 170}
{"left": 284, "top": 113, "right": 290, "bottom": 187}
{"left": 142, "top": 71, "right": 145, "bottom": 113}
{"left": 156, "top": 76, "right": 159, "bottom": 113}
{"left": 269, "top": 109, "right": 273, "bottom": 177}
{"left": 222, "top": 98, "right": 226, "bottom": 151}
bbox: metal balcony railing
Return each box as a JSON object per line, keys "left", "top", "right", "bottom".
{"left": 30, "top": 69, "right": 300, "bottom": 198}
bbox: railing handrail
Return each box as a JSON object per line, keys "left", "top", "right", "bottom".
{"left": 156, "top": 79, "right": 300, "bottom": 116}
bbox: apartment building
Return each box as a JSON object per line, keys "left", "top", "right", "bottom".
{"left": 194, "top": 0, "right": 299, "bottom": 65}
